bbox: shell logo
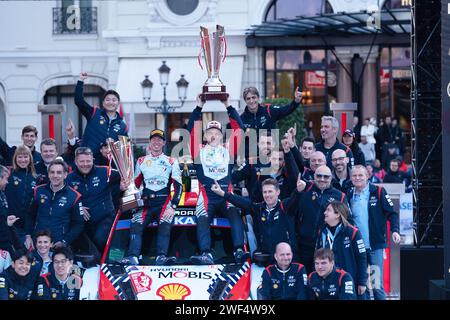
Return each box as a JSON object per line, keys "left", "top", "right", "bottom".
{"left": 156, "top": 283, "right": 191, "bottom": 300}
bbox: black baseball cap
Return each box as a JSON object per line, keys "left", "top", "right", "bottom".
{"left": 149, "top": 129, "right": 165, "bottom": 140}
{"left": 342, "top": 129, "right": 355, "bottom": 137}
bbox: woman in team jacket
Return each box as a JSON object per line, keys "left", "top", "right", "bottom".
{"left": 316, "top": 201, "right": 368, "bottom": 300}
{"left": 5, "top": 146, "right": 41, "bottom": 243}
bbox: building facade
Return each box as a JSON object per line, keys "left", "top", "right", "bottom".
{"left": 0, "top": 0, "right": 411, "bottom": 155}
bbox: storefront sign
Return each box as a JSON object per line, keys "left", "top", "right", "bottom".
{"left": 305, "top": 71, "right": 325, "bottom": 88}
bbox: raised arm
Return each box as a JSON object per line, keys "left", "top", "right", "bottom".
{"left": 74, "top": 73, "right": 96, "bottom": 120}
{"left": 268, "top": 87, "right": 303, "bottom": 121}
{"left": 0, "top": 136, "right": 14, "bottom": 163}
{"left": 225, "top": 99, "right": 245, "bottom": 159}
{"left": 187, "top": 94, "right": 205, "bottom": 160}
{"left": 211, "top": 180, "right": 256, "bottom": 214}
{"left": 282, "top": 176, "right": 305, "bottom": 215}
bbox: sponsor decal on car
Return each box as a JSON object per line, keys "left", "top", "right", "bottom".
{"left": 130, "top": 272, "right": 152, "bottom": 294}
{"left": 156, "top": 283, "right": 191, "bottom": 300}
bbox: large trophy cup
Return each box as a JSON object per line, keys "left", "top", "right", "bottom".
{"left": 108, "top": 136, "right": 144, "bottom": 212}
{"left": 199, "top": 25, "right": 228, "bottom": 101}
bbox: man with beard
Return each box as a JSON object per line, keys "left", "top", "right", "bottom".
{"left": 294, "top": 165, "right": 348, "bottom": 273}
{"left": 315, "top": 116, "right": 353, "bottom": 169}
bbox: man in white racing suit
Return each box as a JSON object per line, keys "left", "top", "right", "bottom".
{"left": 121, "top": 129, "right": 183, "bottom": 266}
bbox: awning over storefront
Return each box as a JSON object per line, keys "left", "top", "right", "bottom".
{"left": 246, "top": 8, "right": 411, "bottom": 47}
{"left": 116, "top": 57, "right": 244, "bottom": 113}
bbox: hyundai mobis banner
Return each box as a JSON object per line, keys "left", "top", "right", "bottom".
{"left": 97, "top": 263, "right": 251, "bottom": 300}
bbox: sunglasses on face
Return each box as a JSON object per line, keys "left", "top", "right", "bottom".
{"left": 315, "top": 174, "right": 331, "bottom": 179}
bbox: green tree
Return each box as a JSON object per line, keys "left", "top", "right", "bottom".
{"left": 262, "top": 97, "right": 306, "bottom": 145}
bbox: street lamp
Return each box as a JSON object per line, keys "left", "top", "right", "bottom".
{"left": 141, "top": 60, "right": 189, "bottom": 153}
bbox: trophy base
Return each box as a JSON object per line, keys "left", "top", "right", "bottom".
{"left": 120, "top": 193, "right": 144, "bottom": 212}
{"left": 201, "top": 85, "right": 228, "bottom": 101}
{"left": 121, "top": 199, "right": 144, "bottom": 212}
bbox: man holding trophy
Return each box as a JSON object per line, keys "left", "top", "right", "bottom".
{"left": 120, "top": 130, "right": 183, "bottom": 266}
{"left": 185, "top": 25, "right": 250, "bottom": 265}
{"left": 187, "top": 94, "right": 250, "bottom": 265}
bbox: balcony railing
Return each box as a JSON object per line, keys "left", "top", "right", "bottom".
{"left": 53, "top": 7, "right": 97, "bottom": 35}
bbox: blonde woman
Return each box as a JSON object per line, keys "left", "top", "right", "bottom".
{"left": 5, "top": 146, "right": 40, "bottom": 243}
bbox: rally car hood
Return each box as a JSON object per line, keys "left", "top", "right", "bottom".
{"left": 99, "top": 262, "right": 251, "bottom": 300}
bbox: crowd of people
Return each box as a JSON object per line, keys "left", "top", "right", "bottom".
{"left": 350, "top": 116, "right": 411, "bottom": 190}
{"left": 0, "top": 72, "right": 401, "bottom": 300}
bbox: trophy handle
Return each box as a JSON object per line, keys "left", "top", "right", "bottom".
{"left": 216, "top": 24, "right": 227, "bottom": 63}
{"left": 200, "top": 26, "right": 212, "bottom": 78}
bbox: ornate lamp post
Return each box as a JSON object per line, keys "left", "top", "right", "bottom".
{"left": 141, "top": 61, "right": 189, "bottom": 153}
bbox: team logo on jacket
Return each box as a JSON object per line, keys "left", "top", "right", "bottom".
{"left": 288, "top": 276, "right": 296, "bottom": 286}
{"left": 344, "top": 236, "right": 351, "bottom": 248}
{"left": 273, "top": 283, "right": 278, "bottom": 289}
{"left": 92, "top": 176, "right": 100, "bottom": 187}
{"left": 328, "top": 284, "right": 337, "bottom": 295}
{"left": 14, "top": 180, "right": 19, "bottom": 186}
{"left": 37, "top": 284, "right": 44, "bottom": 297}
{"left": 59, "top": 196, "right": 67, "bottom": 207}
{"left": 113, "top": 124, "right": 121, "bottom": 132}
{"left": 99, "top": 117, "right": 105, "bottom": 125}
{"left": 146, "top": 160, "right": 152, "bottom": 167}
{"left": 130, "top": 272, "right": 152, "bottom": 294}
{"left": 156, "top": 283, "right": 191, "bottom": 300}
{"left": 260, "top": 116, "right": 267, "bottom": 126}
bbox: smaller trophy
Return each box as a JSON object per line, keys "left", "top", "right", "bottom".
{"left": 198, "top": 25, "right": 228, "bottom": 101}
{"left": 108, "top": 136, "right": 143, "bottom": 212}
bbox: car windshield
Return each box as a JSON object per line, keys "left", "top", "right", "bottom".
{"left": 104, "top": 209, "right": 236, "bottom": 265}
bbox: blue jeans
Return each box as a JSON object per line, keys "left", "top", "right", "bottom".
{"left": 367, "top": 249, "right": 386, "bottom": 300}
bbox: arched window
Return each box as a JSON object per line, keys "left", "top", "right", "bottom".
{"left": 166, "top": 0, "right": 199, "bottom": 16}
{"left": 0, "top": 99, "right": 5, "bottom": 140}
{"left": 44, "top": 85, "right": 105, "bottom": 141}
{"left": 265, "top": 0, "right": 333, "bottom": 22}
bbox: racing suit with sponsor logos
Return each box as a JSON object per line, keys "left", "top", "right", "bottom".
{"left": 126, "top": 153, "right": 182, "bottom": 257}
{"left": 307, "top": 267, "right": 356, "bottom": 300}
{"left": 257, "top": 262, "right": 308, "bottom": 300}
{"left": 66, "top": 165, "right": 121, "bottom": 253}
{"left": 187, "top": 105, "right": 246, "bottom": 254}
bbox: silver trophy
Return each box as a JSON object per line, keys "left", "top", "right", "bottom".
{"left": 108, "top": 136, "right": 143, "bottom": 212}
{"left": 199, "top": 25, "right": 228, "bottom": 101}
